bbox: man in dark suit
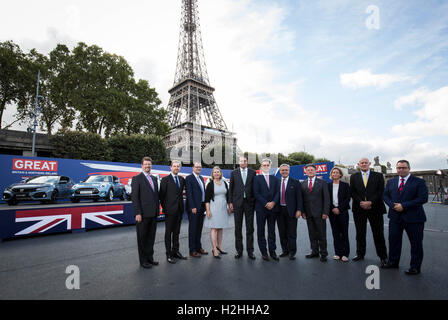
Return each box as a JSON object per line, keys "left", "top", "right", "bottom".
{"left": 350, "top": 157, "right": 388, "bottom": 266}
{"left": 301, "top": 164, "right": 330, "bottom": 262}
{"left": 277, "top": 164, "right": 303, "bottom": 260}
{"left": 159, "top": 160, "right": 187, "bottom": 264}
{"left": 383, "top": 160, "right": 428, "bottom": 275}
{"left": 185, "top": 162, "right": 208, "bottom": 258}
{"left": 253, "top": 159, "right": 280, "bottom": 261}
{"left": 131, "top": 157, "right": 160, "bottom": 269}
{"left": 229, "top": 155, "right": 256, "bottom": 260}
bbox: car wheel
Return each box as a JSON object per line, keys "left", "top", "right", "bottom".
{"left": 106, "top": 189, "right": 113, "bottom": 202}
{"left": 51, "top": 190, "right": 58, "bottom": 204}
{"left": 7, "top": 199, "right": 18, "bottom": 206}
{"left": 119, "top": 190, "right": 126, "bottom": 201}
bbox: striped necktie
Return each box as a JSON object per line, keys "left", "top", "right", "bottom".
{"left": 398, "top": 178, "right": 405, "bottom": 194}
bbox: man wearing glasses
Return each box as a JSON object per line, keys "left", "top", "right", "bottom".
{"left": 382, "top": 160, "right": 428, "bottom": 275}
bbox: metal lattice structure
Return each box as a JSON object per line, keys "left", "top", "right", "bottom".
{"left": 166, "top": 0, "right": 230, "bottom": 133}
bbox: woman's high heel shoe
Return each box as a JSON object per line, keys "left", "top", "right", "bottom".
{"left": 213, "top": 249, "right": 221, "bottom": 259}
{"left": 217, "top": 247, "right": 228, "bottom": 255}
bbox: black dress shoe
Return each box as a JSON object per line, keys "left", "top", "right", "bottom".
{"left": 270, "top": 253, "right": 279, "bottom": 261}
{"left": 405, "top": 268, "right": 420, "bottom": 275}
{"left": 234, "top": 253, "right": 243, "bottom": 259}
{"left": 305, "top": 253, "right": 319, "bottom": 259}
{"left": 140, "top": 262, "right": 152, "bottom": 269}
{"left": 380, "top": 258, "right": 388, "bottom": 267}
{"left": 320, "top": 256, "right": 327, "bottom": 262}
{"left": 167, "top": 257, "right": 176, "bottom": 264}
{"left": 262, "top": 255, "right": 270, "bottom": 261}
{"left": 174, "top": 252, "right": 187, "bottom": 260}
{"left": 352, "top": 255, "right": 364, "bottom": 261}
{"left": 289, "top": 255, "right": 296, "bottom": 260}
{"left": 279, "top": 252, "right": 289, "bottom": 258}
{"left": 248, "top": 253, "right": 256, "bottom": 260}
{"left": 382, "top": 262, "right": 399, "bottom": 269}
{"left": 148, "top": 260, "right": 159, "bottom": 266}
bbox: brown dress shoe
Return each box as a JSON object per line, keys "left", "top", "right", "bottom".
{"left": 190, "top": 252, "right": 201, "bottom": 258}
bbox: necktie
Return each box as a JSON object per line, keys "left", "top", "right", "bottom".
{"left": 363, "top": 172, "right": 368, "bottom": 187}
{"left": 242, "top": 170, "right": 247, "bottom": 198}
{"left": 265, "top": 175, "right": 270, "bottom": 188}
{"left": 308, "top": 179, "right": 313, "bottom": 193}
{"left": 175, "top": 175, "right": 180, "bottom": 189}
{"left": 281, "top": 179, "right": 286, "bottom": 205}
{"left": 197, "top": 176, "right": 205, "bottom": 202}
{"left": 147, "top": 175, "right": 154, "bottom": 191}
{"left": 398, "top": 178, "right": 405, "bottom": 194}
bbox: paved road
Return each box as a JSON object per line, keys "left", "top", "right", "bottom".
{"left": 0, "top": 203, "right": 447, "bottom": 300}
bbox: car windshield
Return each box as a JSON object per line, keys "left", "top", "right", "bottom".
{"left": 26, "top": 176, "right": 59, "bottom": 184}
{"left": 85, "top": 176, "right": 111, "bottom": 183}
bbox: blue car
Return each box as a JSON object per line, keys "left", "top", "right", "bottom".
{"left": 70, "top": 175, "right": 125, "bottom": 202}
{"left": 2, "top": 175, "right": 74, "bottom": 205}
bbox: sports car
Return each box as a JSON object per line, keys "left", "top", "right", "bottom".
{"left": 2, "top": 175, "right": 74, "bottom": 205}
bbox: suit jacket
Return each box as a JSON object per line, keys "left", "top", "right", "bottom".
{"left": 185, "top": 174, "right": 206, "bottom": 212}
{"left": 328, "top": 181, "right": 351, "bottom": 213}
{"left": 300, "top": 178, "right": 330, "bottom": 218}
{"left": 229, "top": 167, "right": 256, "bottom": 208}
{"left": 350, "top": 170, "right": 386, "bottom": 214}
{"left": 383, "top": 175, "right": 428, "bottom": 223}
{"left": 253, "top": 174, "right": 280, "bottom": 213}
{"left": 131, "top": 172, "right": 160, "bottom": 218}
{"left": 159, "top": 174, "right": 185, "bottom": 215}
{"left": 279, "top": 177, "right": 303, "bottom": 217}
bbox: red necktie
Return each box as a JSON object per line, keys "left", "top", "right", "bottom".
{"left": 308, "top": 179, "right": 313, "bottom": 193}
{"left": 147, "top": 175, "right": 154, "bottom": 191}
{"left": 398, "top": 178, "right": 405, "bottom": 193}
{"left": 281, "top": 179, "right": 286, "bottom": 205}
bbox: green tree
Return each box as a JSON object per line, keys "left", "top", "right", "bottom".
{"left": 288, "top": 151, "right": 315, "bottom": 165}
{"left": 0, "top": 40, "right": 31, "bottom": 128}
{"left": 107, "top": 134, "right": 168, "bottom": 164}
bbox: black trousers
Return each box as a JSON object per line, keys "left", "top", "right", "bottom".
{"left": 277, "top": 206, "right": 298, "bottom": 255}
{"left": 136, "top": 216, "right": 157, "bottom": 265}
{"left": 188, "top": 203, "right": 205, "bottom": 253}
{"left": 329, "top": 211, "right": 350, "bottom": 257}
{"left": 233, "top": 198, "right": 255, "bottom": 254}
{"left": 306, "top": 216, "right": 328, "bottom": 257}
{"left": 256, "top": 210, "right": 277, "bottom": 255}
{"left": 353, "top": 210, "right": 388, "bottom": 259}
{"left": 165, "top": 212, "right": 183, "bottom": 257}
{"left": 388, "top": 218, "right": 424, "bottom": 270}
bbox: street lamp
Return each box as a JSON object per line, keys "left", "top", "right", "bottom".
{"left": 28, "top": 70, "right": 45, "bottom": 157}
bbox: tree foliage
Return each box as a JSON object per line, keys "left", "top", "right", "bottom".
{"left": 0, "top": 40, "right": 169, "bottom": 138}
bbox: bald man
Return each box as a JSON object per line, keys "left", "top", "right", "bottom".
{"left": 350, "top": 158, "right": 388, "bottom": 267}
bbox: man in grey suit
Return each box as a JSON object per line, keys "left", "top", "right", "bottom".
{"left": 301, "top": 164, "right": 330, "bottom": 262}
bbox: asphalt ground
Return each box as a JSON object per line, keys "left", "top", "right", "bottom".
{"left": 0, "top": 203, "right": 447, "bottom": 300}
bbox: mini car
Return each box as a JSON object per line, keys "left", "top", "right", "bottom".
{"left": 70, "top": 175, "right": 125, "bottom": 202}
{"left": 2, "top": 175, "right": 74, "bottom": 205}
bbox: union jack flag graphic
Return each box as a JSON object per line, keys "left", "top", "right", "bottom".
{"left": 14, "top": 205, "right": 124, "bottom": 236}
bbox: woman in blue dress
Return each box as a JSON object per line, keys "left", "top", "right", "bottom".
{"left": 205, "top": 166, "right": 231, "bottom": 258}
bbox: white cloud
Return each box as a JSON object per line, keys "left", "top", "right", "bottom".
{"left": 392, "top": 86, "right": 448, "bottom": 136}
{"left": 340, "top": 69, "right": 414, "bottom": 89}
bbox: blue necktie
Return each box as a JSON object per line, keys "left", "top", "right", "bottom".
{"left": 175, "top": 175, "right": 180, "bottom": 189}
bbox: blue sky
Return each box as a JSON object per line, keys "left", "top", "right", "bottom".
{"left": 1, "top": 0, "right": 447, "bottom": 170}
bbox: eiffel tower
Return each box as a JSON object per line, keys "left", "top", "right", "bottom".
{"left": 164, "top": 0, "right": 237, "bottom": 164}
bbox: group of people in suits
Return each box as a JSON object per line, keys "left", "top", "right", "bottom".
{"left": 131, "top": 155, "right": 428, "bottom": 276}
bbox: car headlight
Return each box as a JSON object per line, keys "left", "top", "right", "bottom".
{"left": 36, "top": 187, "right": 50, "bottom": 192}
{"left": 72, "top": 185, "right": 78, "bottom": 190}
{"left": 100, "top": 184, "right": 106, "bottom": 188}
